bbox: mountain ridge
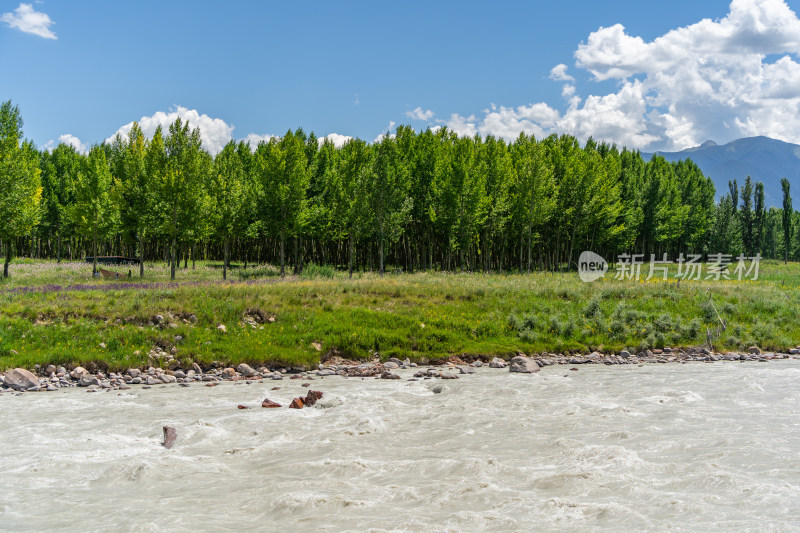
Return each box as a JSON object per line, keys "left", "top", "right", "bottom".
{"left": 642, "top": 136, "right": 800, "bottom": 207}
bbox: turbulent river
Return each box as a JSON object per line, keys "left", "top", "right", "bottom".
{"left": 2, "top": 361, "right": 800, "bottom": 532}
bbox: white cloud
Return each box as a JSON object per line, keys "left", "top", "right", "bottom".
{"left": 241, "top": 133, "right": 277, "bottom": 150}
{"left": 374, "top": 121, "right": 397, "bottom": 143}
{"left": 107, "top": 106, "right": 357, "bottom": 154}
{"left": 44, "top": 133, "right": 87, "bottom": 154}
{"left": 442, "top": 113, "right": 477, "bottom": 138}
{"left": 319, "top": 133, "right": 353, "bottom": 148}
{"left": 423, "top": 0, "right": 800, "bottom": 151}
{"left": 1, "top": 3, "right": 56, "bottom": 39}
{"left": 549, "top": 64, "right": 574, "bottom": 81}
{"left": 108, "top": 106, "right": 236, "bottom": 155}
{"left": 405, "top": 107, "right": 435, "bottom": 121}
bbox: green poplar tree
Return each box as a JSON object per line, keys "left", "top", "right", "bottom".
{"left": 212, "top": 141, "right": 250, "bottom": 280}
{"left": 0, "top": 101, "right": 42, "bottom": 278}
{"left": 71, "top": 146, "right": 118, "bottom": 275}
{"left": 782, "top": 178, "right": 793, "bottom": 264}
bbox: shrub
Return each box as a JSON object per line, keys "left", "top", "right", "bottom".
{"left": 583, "top": 297, "right": 601, "bottom": 319}
{"left": 301, "top": 263, "right": 335, "bottom": 279}
{"left": 237, "top": 266, "right": 279, "bottom": 280}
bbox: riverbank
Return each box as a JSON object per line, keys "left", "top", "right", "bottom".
{"left": 2, "top": 349, "right": 798, "bottom": 394}
{"left": 1, "top": 260, "right": 799, "bottom": 372}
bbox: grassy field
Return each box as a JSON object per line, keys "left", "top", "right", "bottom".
{"left": 1, "top": 258, "right": 798, "bottom": 371}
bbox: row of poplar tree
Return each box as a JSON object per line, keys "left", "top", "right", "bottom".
{"left": 1, "top": 99, "right": 798, "bottom": 280}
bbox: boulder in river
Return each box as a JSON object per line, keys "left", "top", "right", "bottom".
{"left": 289, "top": 397, "right": 305, "bottom": 409}
{"left": 3, "top": 368, "right": 40, "bottom": 391}
{"left": 162, "top": 426, "right": 177, "bottom": 449}
{"left": 304, "top": 390, "right": 323, "bottom": 406}
{"left": 261, "top": 399, "right": 281, "bottom": 408}
{"left": 509, "top": 356, "right": 540, "bottom": 373}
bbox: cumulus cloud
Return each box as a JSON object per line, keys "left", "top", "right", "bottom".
{"left": 1, "top": 3, "right": 56, "bottom": 39}
{"left": 108, "top": 106, "right": 236, "bottom": 155}
{"left": 549, "top": 64, "right": 574, "bottom": 81}
{"left": 44, "top": 134, "right": 87, "bottom": 154}
{"left": 405, "top": 107, "right": 435, "bottom": 121}
{"left": 241, "top": 133, "right": 277, "bottom": 150}
{"left": 319, "top": 133, "right": 353, "bottom": 148}
{"left": 374, "top": 121, "right": 397, "bottom": 143}
{"left": 432, "top": 0, "right": 800, "bottom": 151}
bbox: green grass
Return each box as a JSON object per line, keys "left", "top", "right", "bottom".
{"left": 1, "top": 259, "right": 798, "bottom": 371}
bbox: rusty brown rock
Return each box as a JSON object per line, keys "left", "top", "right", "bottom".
{"left": 261, "top": 399, "right": 281, "bottom": 408}
{"left": 304, "top": 390, "right": 323, "bottom": 406}
{"left": 289, "top": 397, "right": 305, "bottom": 409}
{"left": 237, "top": 404, "right": 250, "bottom": 409}
{"left": 162, "top": 426, "right": 177, "bottom": 449}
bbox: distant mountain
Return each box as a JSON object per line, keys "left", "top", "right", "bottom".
{"left": 643, "top": 136, "right": 800, "bottom": 207}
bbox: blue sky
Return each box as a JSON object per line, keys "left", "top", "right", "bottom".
{"left": 3, "top": 0, "right": 800, "bottom": 154}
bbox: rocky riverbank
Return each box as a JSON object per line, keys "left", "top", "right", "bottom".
{"left": 1, "top": 345, "right": 798, "bottom": 394}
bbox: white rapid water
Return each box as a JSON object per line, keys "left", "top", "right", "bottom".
{"left": 2, "top": 362, "right": 800, "bottom": 532}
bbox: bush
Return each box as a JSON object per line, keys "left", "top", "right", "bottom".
{"left": 301, "top": 263, "right": 335, "bottom": 279}
{"left": 237, "top": 265, "right": 279, "bottom": 280}
{"left": 583, "top": 297, "right": 601, "bottom": 319}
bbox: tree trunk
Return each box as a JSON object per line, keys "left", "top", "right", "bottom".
{"left": 379, "top": 232, "right": 385, "bottom": 276}
{"left": 279, "top": 229, "right": 285, "bottom": 277}
{"left": 92, "top": 225, "right": 98, "bottom": 276}
{"left": 170, "top": 234, "right": 176, "bottom": 280}
{"left": 348, "top": 233, "right": 354, "bottom": 279}
{"left": 3, "top": 241, "right": 10, "bottom": 278}
{"left": 223, "top": 237, "right": 229, "bottom": 280}
{"left": 139, "top": 234, "right": 145, "bottom": 278}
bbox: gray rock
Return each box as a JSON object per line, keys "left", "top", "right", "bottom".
{"left": 130, "top": 377, "right": 142, "bottom": 384}
{"left": 317, "top": 369, "right": 337, "bottom": 376}
{"left": 3, "top": 368, "right": 40, "bottom": 391}
{"left": 271, "top": 374, "right": 283, "bottom": 380}
{"left": 790, "top": 348, "right": 800, "bottom": 355}
{"left": 159, "top": 374, "right": 177, "bottom": 384}
{"left": 440, "top": 373, "right": 459, "bottom": 379}
{"left": 236, "top": 363, "right": 258, "bottom": 377}
{"left": 380, "top": 371, "right": 401, "bottom": 379}
{"left": 118, "top": 383, "right": 131, "bottom": 390}
{"left": 45, "top": 364, "right": 57, "bottom": 375}
{"left": 748, "top": 346, "right": 762, "bottom": 355}
{"left": 472, "top": 360, "right": 483, "bottom": 367}
{"left": 146, "top": 376, "right": 162, "bottom": 386}
{"left": 458, "top": 366, "right": 476, "bottom": 374}
{"left": 192, "top": 362, "right": 203, "bottom": 374}
{"left": 78, "top": 374, "right": 100, "bottom": 387}
{"left": 489, "top": 357, "right": 507, "bottom": 368}
{"left": 173, "top": 370, "right": 186, "bottom": 379}
{"left": 619, "top": 350, "right": 631, "bottom": 358}
{"left": 509, "top": 356, "right": 540, "bottom": 374}
{"left": 70, "top": 366, "right": 89, "bottom": 380}
{"left": 128, "top": 368, "right": 141, "bottom": 378}
{"left": 383, "top": 361, "right": 399, "bottom": 370}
